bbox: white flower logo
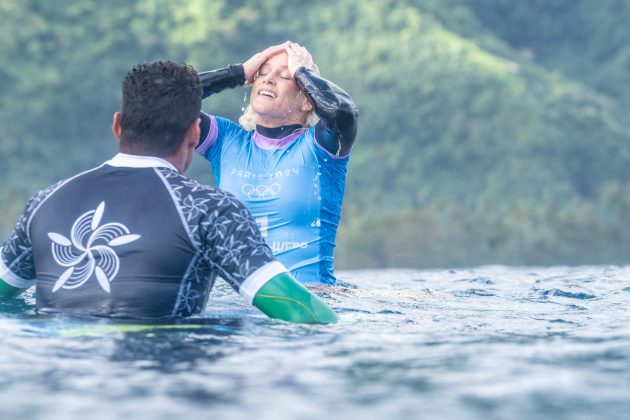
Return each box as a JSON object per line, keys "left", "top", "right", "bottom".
{"left": 47, "top": 202, "right": 141, "bottom": 293}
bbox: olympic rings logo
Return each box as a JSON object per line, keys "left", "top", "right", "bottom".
{"left": 241, "top": 183, "right": 282, "bottom": 200}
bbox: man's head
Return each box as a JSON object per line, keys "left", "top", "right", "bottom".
{"left": 113, "top": 61, "right": 201, "bottom": 165}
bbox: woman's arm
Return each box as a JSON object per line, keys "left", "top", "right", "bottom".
{"left": 198, "top": 43, "right": 289, "bottom": 99}
{"left": 286, "top": 43, "right": 359, "bottom": 156}
{"left": 196, "top": 43, "right": 291, "bottom": 145}
{"left": 198, "top": 65, "right": 246, "bottom": 99}
{"left": 295, "top": 68, "right": 359, "bottom": 156}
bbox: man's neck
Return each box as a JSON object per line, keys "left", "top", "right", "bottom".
{"left": 118, "top": 148, "right": 183, "bottom": 172}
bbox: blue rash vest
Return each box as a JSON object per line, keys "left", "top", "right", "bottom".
{"left": 196, "top": 115, "right": 349, "bottom": 284}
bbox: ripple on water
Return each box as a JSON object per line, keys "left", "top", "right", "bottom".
{"left": 455, "top": 276, "right": 496, "bottom": 285}
{"left": 452, "top": 289, "right": 496, "bottom": 297}
{"left": 534, "top": 288, "right": 597, "bottom": 300}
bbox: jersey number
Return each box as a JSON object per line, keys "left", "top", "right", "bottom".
{"left": 255, "top": 216, "right": 269, "bottom": 238}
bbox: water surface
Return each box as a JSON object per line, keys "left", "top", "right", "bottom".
{"left": 1, "top": 266, "right": 629, "bottom": 420}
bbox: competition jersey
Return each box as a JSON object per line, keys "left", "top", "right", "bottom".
{"left": 0, "top": 153, "right": 285, "bottom": 318}
{"left": 196, "top": 115, "right": 348, "bottom": 285}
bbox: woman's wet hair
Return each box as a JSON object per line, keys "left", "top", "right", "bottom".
{"left": 120, "top": 61, "right": 201, "bottom": 156}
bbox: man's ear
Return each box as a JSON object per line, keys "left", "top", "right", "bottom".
{"left": 111, "top": 112, "right": 122, "bottom": 141}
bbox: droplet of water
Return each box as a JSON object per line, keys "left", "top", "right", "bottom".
{"left": 241, "top": 92, "right": 248, "bottom": 113}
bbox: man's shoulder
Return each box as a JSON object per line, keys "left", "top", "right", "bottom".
{"left": 23, "top": 163, "right": 109, "bottom": 217}
{"left": 155, "top": 167, "right": 213, "bottom": 193}
{"left": 25, "top": 178, "right": 69, "bottom": 215}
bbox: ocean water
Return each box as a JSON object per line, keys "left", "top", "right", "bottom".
{"left": 1, "top": 266, "right": 629, "bottom": 420}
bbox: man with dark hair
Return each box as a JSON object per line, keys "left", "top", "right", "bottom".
{"left": 0, "top": 60, "right": 337, "bottom": 323}
{"left": 119, "top": 62, "right": 202, "bottom": 157}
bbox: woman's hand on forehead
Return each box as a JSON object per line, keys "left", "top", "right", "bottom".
{"left": 286, "top": 42, "right": 316, "bottom": 77}
{"left": 243, "top": 41, "right": 291, "bottom": 85}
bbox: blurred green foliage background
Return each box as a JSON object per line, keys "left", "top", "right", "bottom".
{"left": 2, "top": 0, "right": 630, "bottom": 268}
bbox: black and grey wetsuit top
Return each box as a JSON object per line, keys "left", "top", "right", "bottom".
{"left": 0, "top": 154, "right": 288, "bottom": 318}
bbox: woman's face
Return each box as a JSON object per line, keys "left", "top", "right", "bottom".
{"left": 250, "top": 51, "right": 310, "bottom": 127}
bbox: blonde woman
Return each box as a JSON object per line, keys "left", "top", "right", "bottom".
{"left": 195, "top": 42, "right": 358, "bottom": 285}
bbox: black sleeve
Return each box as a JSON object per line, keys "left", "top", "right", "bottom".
{"left": 294, "top": 67, "right": 359, "bottom": 156}
{"left": 197, "top": 112, "right": 211, "bottom": 148}
{"left": 198, "top": 64, "right": 246, "bottom": 100}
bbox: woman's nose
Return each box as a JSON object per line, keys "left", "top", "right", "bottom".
{"left": 262, "top": 73, "right": 275, "bottom": 85}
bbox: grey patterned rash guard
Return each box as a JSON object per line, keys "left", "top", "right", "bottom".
{"left": 0, "top": 153, "right": 286, "bottom": 318}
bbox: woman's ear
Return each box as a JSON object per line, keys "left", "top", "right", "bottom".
{"left": 300, "top": 99, "right": 313, "bottom": 113}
